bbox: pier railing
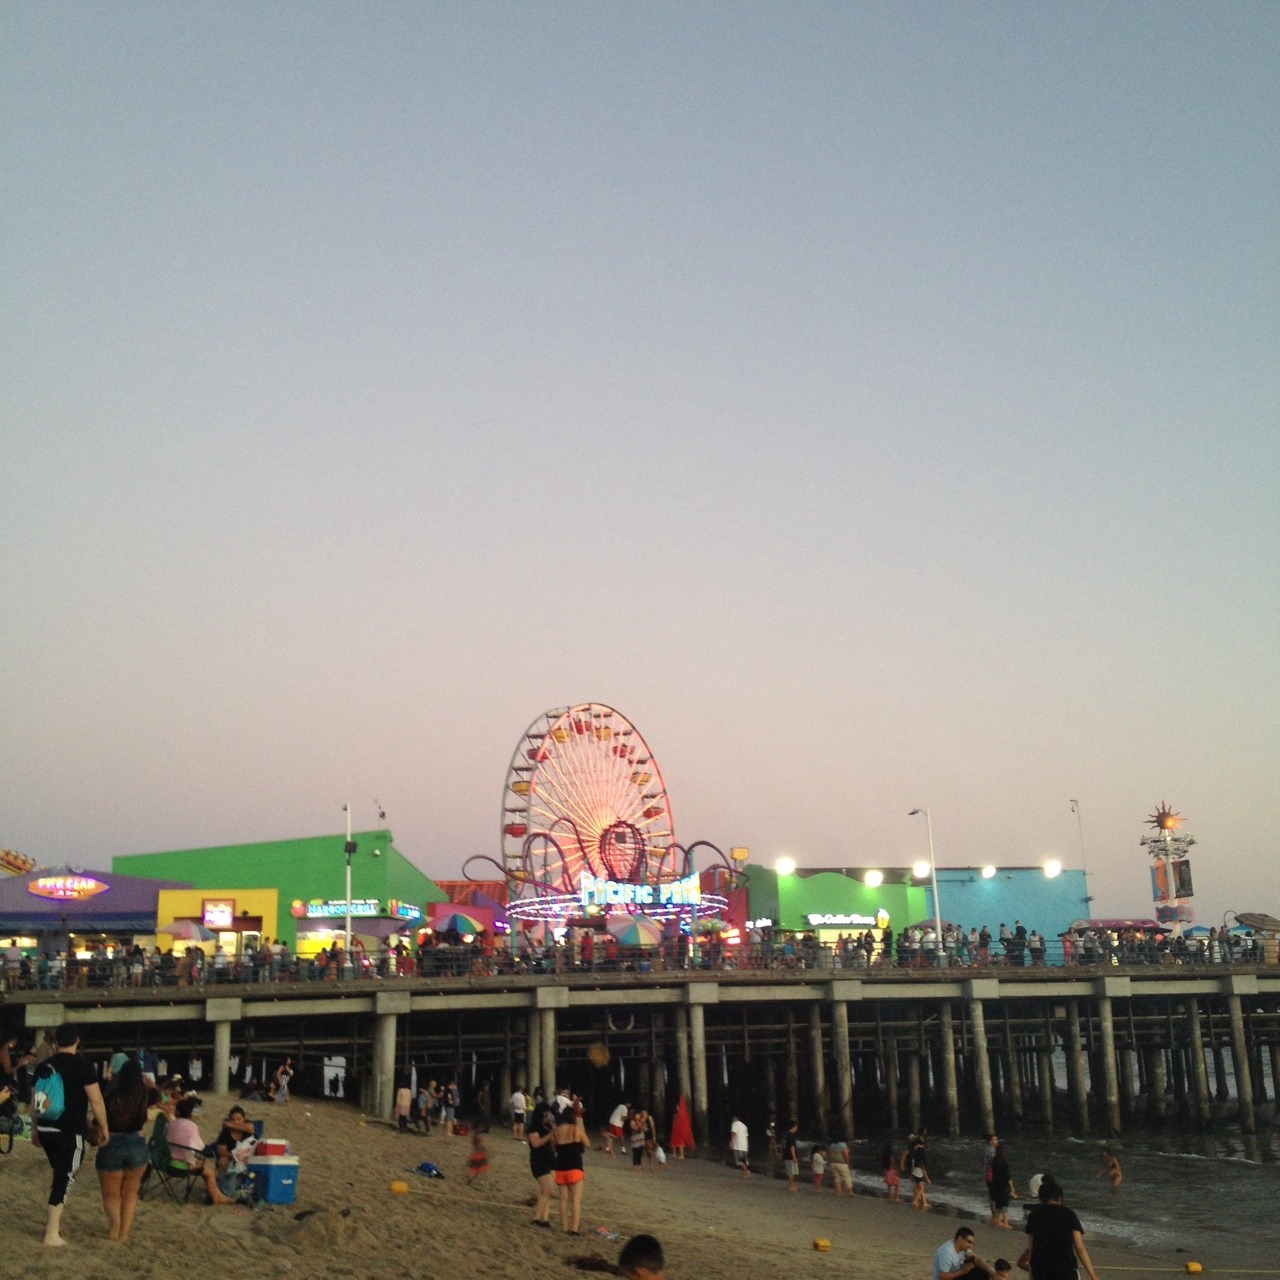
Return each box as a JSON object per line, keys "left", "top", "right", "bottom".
{"left": 2, "top": 934, "right": 1273, "bottom": 993}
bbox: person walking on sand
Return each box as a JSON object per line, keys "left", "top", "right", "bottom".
{"left": 830, "top": 1139, "right": 854, "bottom": 1197}
{"left": 1098, "top": 1147, "right": 1123, "bottom": 1188}
{"left": 1017, "top": 1175, "right": 1101, "bottom": 1280}
{"left": 908, "top": 1132, "right": 932, "bottom": 1210}
{"left": 882, "top": 1141, "right": 902, "bottom": 1203}
{"left": 782, "top": 1120, "right": 800, "bottom": 1192}
{"left": 603, "top": 1099, "right": 628, "bottom": 1155}
{"left": 669, "top": 1095, "right": 694, "bottom": 1159}
{"left": 95, "top": 1060, "right": 151, "bottom": 1242}
{"left": 32, "top": 1022, "right": 110, "bottom": 1247}
{"left": 988, "top": 1142, "right": 1017, "bottom": 1229}
{"left": 729, "top": 1112, "right": 751, "bottom": 1179}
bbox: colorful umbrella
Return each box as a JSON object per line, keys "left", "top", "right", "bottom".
{"left": 606, "top": 914, "right": 664, "bottom": 947}
{"left": 431, "top": 909, "right": 487, "bottom": 935}
{"left": 159, "top": 919, "right": 217, "bottom": 942}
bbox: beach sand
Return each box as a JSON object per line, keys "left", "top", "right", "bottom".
{"left": 2, "top": 1097, "right": 1209, "bottom": 1279}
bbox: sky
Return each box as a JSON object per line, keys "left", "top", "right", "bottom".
{"left": 3, "top": 3, "right": 1277, "bottom": 930}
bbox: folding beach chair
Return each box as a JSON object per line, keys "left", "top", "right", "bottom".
{"left": 143, "top": 1113, "right": 205, "bottom": 1203}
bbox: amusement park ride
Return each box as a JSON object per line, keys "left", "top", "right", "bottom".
{"left": 463, "top": 703, "right": 745, "bottom": 940}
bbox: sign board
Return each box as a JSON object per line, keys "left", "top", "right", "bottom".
{"left": 202, "top": 899, "right": 236, "bottom": 929}
{"left": 28, "top": 874, "right": 109, "bottom": 900}
{"left": 306, "top": 898, "right": 380, "bottom": 918}
{"left": 580, "top": 870, "right": 701, "bottom": 909}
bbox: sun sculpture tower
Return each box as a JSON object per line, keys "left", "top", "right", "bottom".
{"left": 1141, "top": 802, "right": 1195, "bottom": 927}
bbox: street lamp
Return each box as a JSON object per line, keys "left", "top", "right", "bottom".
{"left": 341, "top": 802, "right": 381, "bottom": 966}
{"left": 908, "top": 808, "right": 944, "bottom": 966}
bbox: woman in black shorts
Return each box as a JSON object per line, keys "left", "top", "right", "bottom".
{"left": 526, "top": 1102, "right": 555, "bottom": 1227}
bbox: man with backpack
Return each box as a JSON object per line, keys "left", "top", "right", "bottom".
{"left": 31, "top": 1022, "right": 108, "bottom": 1247}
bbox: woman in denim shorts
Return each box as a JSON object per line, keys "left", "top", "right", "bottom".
{"left": 95, "top": 1060, "right": 153, "bottom": 1242}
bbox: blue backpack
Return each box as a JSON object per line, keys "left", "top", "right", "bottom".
{"left": 33, "top": 1063, "right": 66, "bottom": 1124}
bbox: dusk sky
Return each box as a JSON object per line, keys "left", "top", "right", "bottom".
{"left": 3, "top": 4, "right": 1277, "bottom": 929}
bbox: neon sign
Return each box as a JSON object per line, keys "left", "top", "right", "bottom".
{"left": 580, "top": 871, "right": 701, "bottom": 909}
{"left": 202, "top": 899, "right": 235, "bottom": 929}
{"left": 387, "top": 899, "right": 422, "bottom": 920}
{"left": 806, "top": 912, "right": 883, "bottom": 928}
{"left": 306, "top": 898, "right": 379, "bottom": 918}
{"left": 29, "top": 874, "right": 109, "bottom": 901}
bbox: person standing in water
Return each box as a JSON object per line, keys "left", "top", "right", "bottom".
{"left": 1098, "top": 1147, "right": 1122, "bottom": 1188}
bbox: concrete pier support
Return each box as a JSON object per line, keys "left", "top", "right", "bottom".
{"left": 830, "top": 984, "right": 857, "bottom": 1143}
{"left": 372, "top": 1007, "right": 401, "bottom": 1118}
{"left": 534, "top": 984, "right": 566, "bottom": 1099}
{"left": 1095, "top": 981, "right": 1125, "bottom": 1135}
{"left": 1227, "top": 983, "right": 1257, "bottom": 1134}
{"left": 674, "top": 1007, "right": 692, "bottom": 1115}
{"left": 526, "top": 1015, "right": 541, "bottom": 1098}
{"left": 686, "top": 985, "right": 717, "bottom": 1148}
{"left": 1145, "top": 1047, "right": 1168, "bottom": 1121}
{"left": 1118, "top": 1049, "right": 1135, "bottom": 1123}
{"left": 938, "top": 1004, "right": 961, "bottom": 1136}
{"left": 885, "top": 1042, "right": 900, "bottom": 1130}
{"left": 907, "top": 1051, "right": 922, "bottom": 1133}
{"left": 965, "top": 982, "right": 995, "bottom": 1137}
{"left": 1037, "top": 1045, "right": 1054, "bottom": 1127}
{"left": 1066, "top": 1000, "right": 1089, "bottom": 1132}
{"left": 1004, "top": 1011, "right": 1024, "bottom": 1123}
{"left": 540, "top": 1008, "right": 557, "bottom": 1096}
{"left": 1186, "top": 997, "right": 1212, "bottom": 1126}
{"left": 808, "top": 1004, "right": 830, "bottom": 1134}
{"left": 206, "top": 997, "right": 240, "bottom": 1097}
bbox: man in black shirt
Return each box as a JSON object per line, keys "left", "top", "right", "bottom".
{"left": 31, "top": 1022, "right": 109, "bottom": 1247}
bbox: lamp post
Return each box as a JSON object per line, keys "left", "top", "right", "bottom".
{"left": 908, "top": 808, "right": 944, "bottom": 967}
{"left": 1069, "top": 799, "right": 1092, "bottom": 913}
{"left": 342, "top": 802, "right": 359, "bottom": 958}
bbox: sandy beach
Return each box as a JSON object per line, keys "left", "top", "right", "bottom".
{"left": 1, "top": 1093, "right": 1232, "bottom": 1280}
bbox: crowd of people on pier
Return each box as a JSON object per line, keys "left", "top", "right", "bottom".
{"left": 2, "top": 918, "right": 1272, "bottom": 993}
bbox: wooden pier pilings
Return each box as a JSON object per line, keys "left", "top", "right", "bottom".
{"left": 5, "top": 967, "right": 1278, "bottom": 1139}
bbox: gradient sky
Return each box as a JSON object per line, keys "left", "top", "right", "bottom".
{"left": 3, "top": 3, "right": 1277, "bottom": 930}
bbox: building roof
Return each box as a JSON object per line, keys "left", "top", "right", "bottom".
{"left": 0, "top": 866, "right": 192, "bottom": 934}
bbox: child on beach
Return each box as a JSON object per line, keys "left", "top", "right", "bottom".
{"left": 882, "top": 1141, "right": 901, "bottom": 1203}
{"left": 466, "top": 1132, "right": 490, "bottom": 1182}
{"left": 619, "top": 1233, "right": 666, "bottom": 1280}
{"left": 994, "top": 1260, "right": 1012, "bottom": 1280}
{"left": 1098, "top": 1147, "right": 1123, "bottom": 1188}
{"left": 811, "top": 1144, "right": 827, "bottom": 1193}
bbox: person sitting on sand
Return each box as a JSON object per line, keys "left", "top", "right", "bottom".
{"left": 165, "top": 1097, "right": 234, "bottom": 1205}
{"left": 932, "top": 1227, "right": 989, "bottom": 1280}
{"left": 619, "top": 1233, "right": 667, "bottom": 1280}
{"left": 213, "top": 1105, "right": 256, "bottom": 1173}
{"left": 1098, "top": 1147, "right": 1122, "bottom": 1188}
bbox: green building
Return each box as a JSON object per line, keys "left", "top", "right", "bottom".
{"left": 742, "top": 865, "right": 928, "bottom": 937}
{"left": 113, "top": 829, "right": 447, "bottom": 950}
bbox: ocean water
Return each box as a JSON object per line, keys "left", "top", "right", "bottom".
{"left": 846, "top": 1129, "right": 1280, "bottom": 1268}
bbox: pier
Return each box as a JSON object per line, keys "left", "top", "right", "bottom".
{"left": 5, "top": 966, "right": 1278, "bottom": 1140}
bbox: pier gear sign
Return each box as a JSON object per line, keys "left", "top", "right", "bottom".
{"left": 33, "top": 1063, "right": 66, "bottom": 1123}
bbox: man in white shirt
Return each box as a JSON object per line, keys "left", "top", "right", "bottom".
{"left": 729, "top": 1113, "right": 750, "bottom": 1179}
{"left": 509, "top": 1087, "right": 526, "bottom": 1141}
{"left": 932, "top": 1228, "right": 986, "bottom": 1280}
{"left": 603, "top": 1101, "right": 629, "bottom": 1156}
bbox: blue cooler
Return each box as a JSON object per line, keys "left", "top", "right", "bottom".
{"left": 248, "top": 1155, "right": 299, "bottom": 1204}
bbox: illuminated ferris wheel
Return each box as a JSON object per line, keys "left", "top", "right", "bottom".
{"left": 500, "top": 704, "right": 677, "bottom": 900}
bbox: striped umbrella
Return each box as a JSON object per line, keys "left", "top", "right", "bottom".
{"left": 431, "top": 909, "right": 487, "bottom": 935}
{"left": 605, "top": 914, "right": 664, "bottom": 947}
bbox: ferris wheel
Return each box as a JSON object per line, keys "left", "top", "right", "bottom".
{"left": 500, "top": 704, "right": 677, "bottom": 900}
